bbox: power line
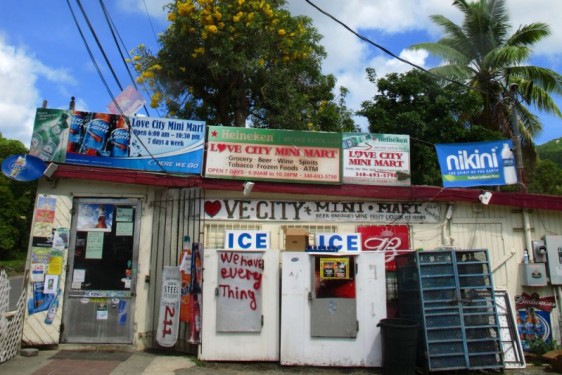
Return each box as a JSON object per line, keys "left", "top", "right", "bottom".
{"left": 75, "top": 0, "right": 125, "bottom": 93}
{"left": 65, "top": 0, "right": 168, "bottom": 175}
{"left": 98, "top": 0, "right": 152, "bottom": 116}
{"left": 142, "top": 0, "right": 159, "bottom": 44}
{"left": 304, "top": 0, "right": 485, "bottom": 94}
{"left": 66, "top": 0, "right": 117, "bottom": 107}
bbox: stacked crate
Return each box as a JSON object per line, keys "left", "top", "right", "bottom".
{"left": 396, "top": 249, "right": 504, "bottom": 372}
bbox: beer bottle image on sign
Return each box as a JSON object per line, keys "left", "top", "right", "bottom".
{"left": 79, "top": 113, "right": 111, "bottom": 156}
{"left": 501, "top": 143, "right": 517, "bottom": 185}
{"left": 67, "top": 111, "right": 87, "bottom": 153}
{"left": 31, "top": 112, "right": 69, "bottom": 161}
{"left": 108, "top": 116, "right": 130, "bottom": 157}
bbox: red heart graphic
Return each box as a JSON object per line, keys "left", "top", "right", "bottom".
{"left": 204, "top": 200, "right": 222, "bottom": 217}
{"left": 217, "top": 143, "right": 226, "bottom": 152}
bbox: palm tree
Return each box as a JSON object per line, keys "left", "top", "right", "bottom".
{"left": 409, "top": 0, "right": 562, "bottom": 148}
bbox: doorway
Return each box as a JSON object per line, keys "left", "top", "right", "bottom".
{"left": 61, "top": 198, "right": 141, "bottom": 344}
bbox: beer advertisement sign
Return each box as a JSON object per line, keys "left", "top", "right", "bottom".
{"left": 205, "top": 126, "right": 341, "bottom": 183}
{"left": 342, "top": 133, "right": 411, "bottom": 186}
{"left": 30, "top": 109, "right": 206, "bottom": 174}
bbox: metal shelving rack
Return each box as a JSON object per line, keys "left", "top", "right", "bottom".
{"left": 396, "top": 249, "right": 504, "bottom": 373}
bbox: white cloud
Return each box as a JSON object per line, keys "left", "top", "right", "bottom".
{"left": 287, "top": 0, "right": 562, "bottom": 135}
{"left": 0, "top": 33, "right": 77, "bottom": 146}
{"left": 117, "top": 0, "right": 170, "bottom": 21}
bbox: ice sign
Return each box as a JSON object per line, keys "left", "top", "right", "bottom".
{"left": 316, "top": 233, "right": 362, "bottom": 252}
{"left": 225, "top": 230, "right": 270, "bottom": 250}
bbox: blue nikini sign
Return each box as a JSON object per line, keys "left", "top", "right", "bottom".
{"left": 435, "top": 140, "right": 518, "bottom": 188}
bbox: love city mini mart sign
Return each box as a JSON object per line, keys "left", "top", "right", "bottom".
{"left": 205, "top": 126, "right": 341, "bottom": 183}
{"left": 204, "top": 199, "right": 440, "bottom": 224}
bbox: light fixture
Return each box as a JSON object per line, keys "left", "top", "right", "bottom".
{"left": 43, "top": 163, "right": 59, "bottom": 179}
{"left": 478, "top": 191, "right": 492, "bottom": 205}
{"left": 243, "top": 181, "right": 254, "bottom": 196}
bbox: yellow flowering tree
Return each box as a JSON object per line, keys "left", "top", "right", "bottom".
{"left": 132, "top": 0, "right": 355, "bottom": 131}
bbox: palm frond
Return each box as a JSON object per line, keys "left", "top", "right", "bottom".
{"left": 507, "top": 23, "right": 551, "bottom": 47}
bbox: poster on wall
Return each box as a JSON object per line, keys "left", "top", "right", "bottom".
{"left": 435, "top": 140, "right": 518, "bottom": 187}
{"left": 33, "top": 196, "right": 57, "bottom": 237}
{"left": 357, "top": 225, "right": 411, "bottom": 271}
{"left": 205, "top": 126, "right": 342, "bottom": 183}
{"left": 319, "top": 258, "right": 349, "bottom": 280}
{"left": 515, "top": 292, "right": 556, "bottom": 352}
{"left": 76, "top": 203, "right": 114, "bottom": 232}
{"left": 342, "top": 133, "right": 411, "bottom": 186}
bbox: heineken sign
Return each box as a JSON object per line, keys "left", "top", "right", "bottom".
{"left": 205, "top": 126, "right": 342, "bottom": 183}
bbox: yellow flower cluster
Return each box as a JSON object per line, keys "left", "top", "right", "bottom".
{"left": 192, "top": 47, "right": 205, "bottom": 58}
{"left": 150, "top": 91, "right": 162, "bottom": 108}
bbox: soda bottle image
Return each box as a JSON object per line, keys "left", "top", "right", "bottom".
{"left": 80, "top": 113, "right": 111, "bottom": 156}
{"left": 45, "top": 289, "right": 62, "bottom": 324}
{"left": 501, "top": 143, "right": 518, "bottom": 185}
{"left": 67, "top": 111, "right": 87, "bottom": 153}
{"left": 108, "top": 116, "right": 130, "bottom": 157}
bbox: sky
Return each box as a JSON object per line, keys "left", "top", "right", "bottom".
{"left": 1, "top": 0, "right": 562, "bottom": 149}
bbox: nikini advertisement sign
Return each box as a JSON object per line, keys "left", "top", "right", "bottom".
{"left": 29, "top": 108, "right": 206, "bottom": 174}
{"left": 342, "top": 133, "right": 410, "bottom": 186}
{"left": 205, "top": 126, "right": 341, "bottom": 183}
{"left": 435, "top": 140, "right": 517, "bottom": 188}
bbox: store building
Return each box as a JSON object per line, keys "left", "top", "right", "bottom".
{"left": 15, "top": 108, "right": 562, "bottom": 369}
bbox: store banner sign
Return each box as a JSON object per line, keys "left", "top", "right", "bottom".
{"left": 205, "top": 126, "right": 341, "bottom": 183}
{"left": 316, "top": 233, "right": 361, "bottom": 252}
{"left": 204, "top": 199, "right": 440, "bottom": 223}
{"left": 224, "top": 230, "right": 270, "bottom": 251}
{"left": 29, "top": 108, "right": 205, "bottom": 174}
{"left": 435, "top": 140, "right": 517, "bottom": 187}
{"left": 357, "top": 225, "right": 412, "bottom": 271}
{"left": 342, "top": 133, "right": 410, "bottom": 186}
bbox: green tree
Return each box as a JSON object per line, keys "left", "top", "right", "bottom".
{"left": 408, "top": 0, "right": 562, "bottom": 160}
{"left": 132, "top": 0, "right": 356, "bottom": 132}
{"left": 527, "top": 159, "right": 562, "bottom": 195}
{"left": 358, "top": 68, "right": 501, "bottom": 185}
{"left": 0, "top": 134, "right": 36, "bottom": 260}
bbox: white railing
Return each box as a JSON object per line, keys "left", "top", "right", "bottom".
{"left": 0, "top": 270, "right": 25, "bottom": 363}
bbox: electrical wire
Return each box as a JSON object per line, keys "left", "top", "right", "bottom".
{"left": 65, "top": 0, "right": 168, "bottom": 175}
{"left": 142, "top": 0, "right": 159, "bottom": 45}
{"left": 304, "top": 0, "right": 486, "bottom": 95}
{"left": 98, "top": 0, "right": 153, "bottom": 117}
{"left": 66, "top": 0, "right": 117, "bottom": 110}
{"left": 75, "top": 0, "right": 125, "bottom": 93}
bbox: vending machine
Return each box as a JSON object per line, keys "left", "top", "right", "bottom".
{"left": 280, "top": 249, "right": 386, "bottom": 367}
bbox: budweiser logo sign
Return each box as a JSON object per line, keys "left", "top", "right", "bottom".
{"left": 515, "top": 292, "right": 556, "bottom": 312}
